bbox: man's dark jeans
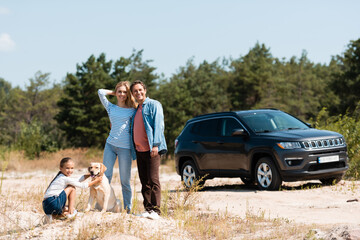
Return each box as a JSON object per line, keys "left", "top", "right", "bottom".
{"left": 136, "top": 151, "right": 161, "bottom": 214}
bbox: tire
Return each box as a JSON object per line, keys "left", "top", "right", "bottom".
{"left": 181, "top": 160, "right": 205, "bottom": 189}
{"left": 255, "top": 157, "right": 282, "bottom": 190}
{"left": 320, "top": 174, "right": 343, "bottom": 185}
{"left": 240, "top": 177, "right": 254, "bottom": 185}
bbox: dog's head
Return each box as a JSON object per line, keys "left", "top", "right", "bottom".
{"left": 88, "top": 162, "right": 107, "bottom": 177}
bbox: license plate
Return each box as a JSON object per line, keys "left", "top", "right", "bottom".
{"left": 318, "top": 155, "right": 339, "bottom": 163}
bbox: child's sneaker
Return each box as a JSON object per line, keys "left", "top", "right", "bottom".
{"left": 66, "top": 210, "right": 78, "bottom": 219}
{"left": 43, "top": 214, "right": 52, "bottom": 224}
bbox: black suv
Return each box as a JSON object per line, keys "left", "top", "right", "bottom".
{"left": 174, "top": 109, "right": 348, "bottom": 190}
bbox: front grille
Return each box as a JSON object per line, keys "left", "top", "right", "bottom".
{"left": 310, "top": 149, "right": 344, "bottom": 156}
{"left": 308, "top": 161, "right": 346, "bottom": 171}
{"left": 302, "top": 138, "right": 345, "bottom": 149}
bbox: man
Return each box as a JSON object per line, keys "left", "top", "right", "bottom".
{"left": 130, "top": 80, "right": 167, "bottom": 220}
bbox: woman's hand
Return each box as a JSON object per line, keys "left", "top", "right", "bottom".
{"left": 103, "top": 89, "right": 115, "bottom": 96}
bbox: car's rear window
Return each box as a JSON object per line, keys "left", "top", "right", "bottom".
{"left": 190, "top": 119, "right": 219, "bottom": 137}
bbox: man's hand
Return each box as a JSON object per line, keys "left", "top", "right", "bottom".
{"left": 150, "top": 146, "right": 159, "bottom": 158}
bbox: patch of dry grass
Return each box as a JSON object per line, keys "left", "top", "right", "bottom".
{"left": 2, "top": 148, "right": 103, "bottom": 172}
{"left": 0, "top": 148, "right": 328, "bottom": 240}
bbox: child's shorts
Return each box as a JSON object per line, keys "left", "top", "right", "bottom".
{"left": 42, "top": 190, "right": 67, "bottom": 215}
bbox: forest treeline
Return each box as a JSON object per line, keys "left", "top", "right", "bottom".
{"left": 1, "top": 39, "right": 360, "bottom": 177}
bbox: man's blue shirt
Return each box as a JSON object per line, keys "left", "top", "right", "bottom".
{"left": 131, "top": 97, "right": 167, "bottom": 156}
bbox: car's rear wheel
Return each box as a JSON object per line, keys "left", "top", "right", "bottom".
{"left": 255, "top": 157, "right": 282, "bottom": 190}
{"left": 320, "top": 174, "right": 343, "bottom": 185}
{"left": 181, "top": 160, "right": 205, "bottom": 189}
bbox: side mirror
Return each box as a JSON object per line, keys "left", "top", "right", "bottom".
{"left": 232, "top": 128, "right": 248, "bottom": 136}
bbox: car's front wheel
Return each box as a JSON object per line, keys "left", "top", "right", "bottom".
{"left": 181, "top": 160, "right": 205, "bottom": 189}
{"left": 255, "top": 157, "right": 282, "bottom": 190}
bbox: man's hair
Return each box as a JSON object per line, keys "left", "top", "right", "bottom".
{"left": 130, "top": 80, "right": 147, "bottom": 92}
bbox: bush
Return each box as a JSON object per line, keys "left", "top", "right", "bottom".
{"left": 16, "top": 121, "right": 42, "bottom": 159}
{"left": 16, "top": 121, "right": 62, "bottom": 159}
{"left": 315, "top": 108, "right": 360, "bottom": 179}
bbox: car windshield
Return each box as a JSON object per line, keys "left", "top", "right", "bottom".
{"left": 237, "top": 111, "right": 309, "bottom": 133}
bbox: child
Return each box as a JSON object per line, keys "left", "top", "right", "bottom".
{"left": 43, "top": 157, "right": 101, "bottom": 221}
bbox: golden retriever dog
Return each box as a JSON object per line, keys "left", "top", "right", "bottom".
{"left": 84, "top": 162, "right": 121, "bottom": 213}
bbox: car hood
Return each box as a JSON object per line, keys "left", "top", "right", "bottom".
{"left": 257, "top": 128, "right": 343, "bottom": 141}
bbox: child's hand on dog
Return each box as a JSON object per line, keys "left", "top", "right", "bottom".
{"left": 83, "top": 174, "right": 91, "bottom": 180}
{"left": 93, "top": 176, "right": 103, "bottom": 184}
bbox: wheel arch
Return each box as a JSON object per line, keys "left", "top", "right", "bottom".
{"left": 178, "top": 156, "right": 196, "bottom": 174}
{"left": 250, "top": 151, "right": 281, "bottom": 179}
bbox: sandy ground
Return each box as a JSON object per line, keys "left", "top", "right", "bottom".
{"left": 198, "top": 178, "right": 360, "bottom": 225}
{"left": 1, "top": 166, "right": 360, "bottom": 239}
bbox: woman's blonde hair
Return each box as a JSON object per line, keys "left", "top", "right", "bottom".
{"left": 115, "top": 81, "right": 137, "bottom": 108}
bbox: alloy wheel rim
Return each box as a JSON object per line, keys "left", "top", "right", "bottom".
{"left": 183, "top": 165, "right": 196, "bottom": 188}
{"left": 257, "top": 163, "right": 272, "bottom": 188}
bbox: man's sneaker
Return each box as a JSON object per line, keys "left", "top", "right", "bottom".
{"left": 137, "top": 211, "right": 150, "bottom": 218}
{"left": 66, "top": 210, "right": 78, "bottom": 219}
{"left": 147, "top": 211, "right": 160, "bottom": 220}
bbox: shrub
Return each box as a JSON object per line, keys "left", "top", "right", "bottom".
{"left": 315, "top": 108, "right": 360, "bottom": 179}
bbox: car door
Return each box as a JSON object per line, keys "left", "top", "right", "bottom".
{"left": 191, "top": 118, "right": 220, "bottom": 173}
{"left": 216, "top": 117, "right": 248, "bottom": 174}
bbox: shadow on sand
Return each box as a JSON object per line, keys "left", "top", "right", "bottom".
{"left": 165, "top": 180, "right": 325, "bottom": 193}
{"left": 191, "top": 181, "right": 324, "bottom": 192}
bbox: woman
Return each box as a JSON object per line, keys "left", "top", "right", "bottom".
{"left": 98, "top": 81, "right": 137, "bottom": 213}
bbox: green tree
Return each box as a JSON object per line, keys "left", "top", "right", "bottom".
{"left": 56, "top": 53, "right": 114, "bottom": 147}
{"left": 331, "top": 38, "right": 360, "bottom": 114}
{"left": 0, "top": 83, "right": 28, "bottom": 145}
{"left": 56, "top": 51, "right": 159, "bottom": 147}
{"left": 0, "top": 78, "right": 14, "bottom": 145}
{"left": 0, "top": 72, "right": 63, "bottom": 153}
{"left": 17, "top": 121, "right": 43, "bottom": 159}
{"left": 157, "top": 59, "right": 229, "bottom": 154}
{"left": 276, "top": 52, "right": 333, "bottom": 119}
{"left": 229, "top": 42, "right": 276, "bottom": 110}
{"left": 112, "top": 49, "right": 159, "bottom": 96}
{"left": 23, "top": 72, "right": 64, "bottom": 152}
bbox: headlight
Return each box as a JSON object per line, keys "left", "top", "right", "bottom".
{"left": 277, "top": 142, "right": 301, "bottom": 149}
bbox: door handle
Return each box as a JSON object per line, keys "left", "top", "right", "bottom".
{"left": 192, "top": 140, "right": 199, "bottom": 144}
{"left": 217, "top": 141, "right": 224, "bottom": 144}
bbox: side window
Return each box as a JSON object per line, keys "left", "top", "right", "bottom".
{"left": 191, "top": 119, "right": 219, "bottom": 137}
{"left": 221, "top": 118, "right": 242, "bottom": 136}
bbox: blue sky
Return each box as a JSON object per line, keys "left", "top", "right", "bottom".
{"left": 1, "top": 0, "right": 360, "bottom": 89}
